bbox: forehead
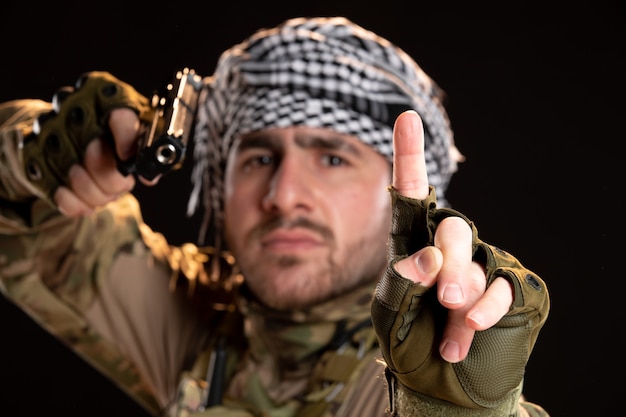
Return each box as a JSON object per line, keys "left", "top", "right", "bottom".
{"left": 233, "top": 125, "right": 385, "bottom": 158}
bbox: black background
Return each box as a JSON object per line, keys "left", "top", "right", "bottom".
{"left": 1, "top": 1, "right": 624, "bottom": 416}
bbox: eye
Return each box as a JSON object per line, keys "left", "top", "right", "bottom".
{"left": 321, "top": 154, "right": 346, "bottom": 167}
{"left": 252, "top": 154, "right": 273, "bottom": 167}
{"left": 238, "top": 152, "right": 275, "bottom": 172}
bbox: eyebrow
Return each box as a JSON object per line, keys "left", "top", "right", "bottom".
{"left": 237, "top": 132, "right": 362, "bottom": 156}
{"left": 296, "top": 135, "right": 361, "bottom": 156}
{"left": 235, "top": 135, "right": 280, "bottom": 152}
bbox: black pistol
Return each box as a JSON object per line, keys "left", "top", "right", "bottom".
{"left": 126, "top": 68, "right": 203, "bottom": 180}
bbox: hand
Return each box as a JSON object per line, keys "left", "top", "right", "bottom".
{"left": 54, "top": 108, "right": 144, "bottom": 216}
{"left": 391, "top": 110, "right": 513, "bottom": 363}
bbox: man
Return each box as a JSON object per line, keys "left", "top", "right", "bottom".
{"left": 0, "top": 17, "right": 549, "bottom": 416}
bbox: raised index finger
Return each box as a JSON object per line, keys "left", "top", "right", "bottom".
{"left": 392, "top": 110, "right": 430, "bottom": 200}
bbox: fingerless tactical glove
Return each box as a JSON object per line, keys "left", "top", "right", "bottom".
{"left": 19, "top": 72, "right": 152, "bottom": 203}
{"left": 371, "top": 186, "right": 550, "bottom": 414}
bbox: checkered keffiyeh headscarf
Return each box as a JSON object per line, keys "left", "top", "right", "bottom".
{"left": 188, "top": 16, "right": 462, "bottom": 245}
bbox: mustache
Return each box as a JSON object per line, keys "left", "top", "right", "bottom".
{"left": 250, "top": 216, "right": 334, "bottom": 242}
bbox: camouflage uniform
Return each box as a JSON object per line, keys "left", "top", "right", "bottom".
{"left": 0, "top": 99, "right": 211, "bottom": 413}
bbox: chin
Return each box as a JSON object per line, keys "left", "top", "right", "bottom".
{"left": 252, "top": 280, "right": 329, "bottom": 311}
{"left": 260, "top": 288, "right": 321, "bottom": 311}
{"left": 242, "top": 260, "right": 337, "bottom": 309}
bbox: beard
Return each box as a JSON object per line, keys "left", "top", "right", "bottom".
{"left": 230, "top": 215, "right": 389, "bottom": 311}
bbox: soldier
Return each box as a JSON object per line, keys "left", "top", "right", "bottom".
{"left": 0, "top": 17, "right": 549, "bottom": 416}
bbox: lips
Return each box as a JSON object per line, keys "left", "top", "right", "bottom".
{"left": 260, "top": 228, "right": 324, "bottom": 252}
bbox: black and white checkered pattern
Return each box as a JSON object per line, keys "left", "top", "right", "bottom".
{"left": 189, "top": 17, "right": 460, "bottom": 245}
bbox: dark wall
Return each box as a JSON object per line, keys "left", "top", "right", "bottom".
{"left": 1, "top": 1, "right": 623, "bottom": 415}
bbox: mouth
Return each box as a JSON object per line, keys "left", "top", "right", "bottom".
{"left": 260, "top": 228, "right": 325, "bottom": 253}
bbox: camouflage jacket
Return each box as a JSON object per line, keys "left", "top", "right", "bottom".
{"left": 0, "top": 99, "right": 550, "bottom": 417}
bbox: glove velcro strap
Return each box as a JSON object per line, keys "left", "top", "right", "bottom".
{"left": 19, "top": 71, "right": 152, "bottom": 203}
{"left": 391, "top": 370, "right": 523, "bottom": 417}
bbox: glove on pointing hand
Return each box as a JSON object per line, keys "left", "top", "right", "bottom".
{"left": 371, "top": 186, "right": 549, "bottom": 410}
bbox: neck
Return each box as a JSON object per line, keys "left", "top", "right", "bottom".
{"left": 226, "top": 282, "right": 377, "bottom": 405}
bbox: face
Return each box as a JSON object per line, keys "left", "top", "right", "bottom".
{"left": 223, "top": 126, "right": 392, "bottom": 311}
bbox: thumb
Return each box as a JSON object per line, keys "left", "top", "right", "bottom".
{"left": 109, "top": 108, "right": 143, "bottom": 161}
{"left": 393, "top": 246, "right": 442, "bottom": 288}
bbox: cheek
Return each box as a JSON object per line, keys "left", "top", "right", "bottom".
{"left": 223, "top": 179, "right": 253, "bottom": 240}
{"left": 333, "top": 185, "right": 391, "bottom": 237}
{"left": 357, "top": 171, "right": 392, "bottom": 216}
{"left": 360, "top": 176, "right": 392, "bottom": 231}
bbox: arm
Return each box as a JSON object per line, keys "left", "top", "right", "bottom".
{"left": 0, "top": 78, "right": 154, "bottom": 301}
{"left": 0, "top": 78, "right": 214, "bottom": 413}
{"left": 0, "top": 97, "right": 164, "bottom": 411}
{"left": 371, "top": 111, "right": 550, "bottom": 416}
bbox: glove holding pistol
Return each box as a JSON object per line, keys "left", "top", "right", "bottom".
{"left": 18, "top": 68, "right": 202, "bottom": 209}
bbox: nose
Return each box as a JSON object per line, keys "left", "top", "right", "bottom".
{"left": 261, "top": 154, "right": 313, "bottom": 214}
